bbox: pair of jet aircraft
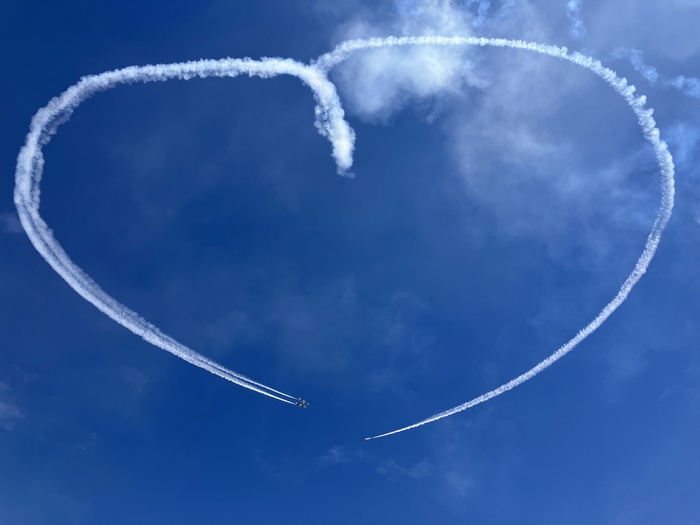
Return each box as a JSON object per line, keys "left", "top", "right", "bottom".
{"left": 295, "top": 398, "right": 309, "bottom": 408}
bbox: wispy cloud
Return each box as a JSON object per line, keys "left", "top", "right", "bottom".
{"left": 118, "top": 367, "right": 149, "bottom": 394}
{"left": 566, "top": 0, "right": 587, "bottom": 41}
{"left": 442, "top": 470, "right": 476, "bottom": 496}
{"left": 665, "top": 121, "right": 700, "bottom": 223}
{"left": 664, "top": 122, "right": 700, "bottom": 171}
{"left": 462, "top": 0, "right": 515, "bottom": 29}
{"left": 0, "top": 212, "right": 23, "bottom": 234}
{"left": 377, "top": 458, "right": 434, "bottom": 481}
{"left": 317, "top": 36, "right": 674, "bottom": 439}
{"left": 611, "top": 48, "right": 700, "bottom": 101}
{"left": 0, "top": 383, "right": 24, "bottom": 431}
{"left": 328, "top": 1, "right": 489, "bottom": 122}
{"left": 395, "top": 0, "right": 515, "bottom": 30}
{"left": 14, "top": 54, "right": 355, "bottom": 406}
{"left": 313, "top": 445, "right": 369, "bottom": 467}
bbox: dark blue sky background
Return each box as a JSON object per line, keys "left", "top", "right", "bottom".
{"left": 1, "top": 1, "right": 699, "bottom": 523}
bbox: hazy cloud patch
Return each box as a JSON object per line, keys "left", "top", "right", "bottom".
{"left": 377, "top": 458, "right": 434, "bottom": 481}
{"left": 118, "top": 367, "right": 149, "bottom": 394}
{"left": 0, "top": 383, "right": 24, "bottom": 431}
{"left": 566, "top": 0, "right": 586, "bottom": 41}
{"left": 611, "top": 48, "right": 700, "bottom": 101}
{"left": 0, "top": 212, "right": 23, "bottom": 234}
{"left": 329, "top": 1, "right": 490, "bottom": 122}
{"left": 314, "top": 445, "right": 369, "bottom": 467}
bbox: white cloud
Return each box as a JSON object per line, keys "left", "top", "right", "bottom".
{"left": 325, "top": 3, "right": 661, "bottom": 265}
{"left": 329, "top": 1, "right": 489, "bottom": 122}
{"left": 612, "top": 48, "right": 700, "bottom": 101}
{"left": 445, "top": 49, "right": 659, "bottom": 263}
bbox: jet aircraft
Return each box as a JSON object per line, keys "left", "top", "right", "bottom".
{"left": 295, "top": 398, "right": 309, "bottom": 408}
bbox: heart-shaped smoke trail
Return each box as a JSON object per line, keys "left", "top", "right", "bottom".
{"left": 14, "top": 57, "right": 355, "bottom": 404}
{"left": 15, "top": 37, "right": 675, "bottom": 434}
{"left": 314, "top": 36, "right": 675, "bottom": 439}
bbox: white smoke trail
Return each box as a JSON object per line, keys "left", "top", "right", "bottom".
{"left": 15, "top": 37, "right": 675, "bottom": 423}
{"left": 566, "top": 0, "right": 587, "bottom": 41}
{"left": 14, "top": 56, "right": 358, "bottom": 404}
{"left": 313, "top": 36, "right": 674, "bottom": 440}
{"left": 463, "top": 0, "right": 492, "bottom": 29}
{"left": 612, "top": 48, "right": 700, "bottom": 101}
{"left": 611, "top": 48, "right": 660, "bottom": 85}
{"left": 461, "top": 0, "right": 515, "bottom": 29}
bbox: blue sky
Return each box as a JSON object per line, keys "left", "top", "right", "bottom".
{"left": 1, "top": 0, "right": 700, "bottom": 523}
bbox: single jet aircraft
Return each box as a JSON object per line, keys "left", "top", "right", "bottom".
{"left": 295, "top": 398, "right": 309, "bottom": 408}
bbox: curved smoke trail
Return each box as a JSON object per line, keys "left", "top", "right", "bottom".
{"left": 14, "top": 57, "right": 357, "bottom": 404}
{"left": 15, "top": 37, "right": 675, "bottom": 421}
{"left": 313, "top": 36, "right": 675, "bottom": 440}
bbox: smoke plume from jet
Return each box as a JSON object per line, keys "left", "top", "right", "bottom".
{"left": 14, "top": 38, "right": 674, "bottom": 432}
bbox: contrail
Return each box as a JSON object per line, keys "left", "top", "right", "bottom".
{"left": 14, "top": 56, "right": 357, "bottom": 404}
{"left": 612, "top": 48, "right": 700, "bottom": 101}
{"left": 15, "top": 37, "right": 675, "bottom": 422}
{"left": 313, "top": 36, "right": 675, "bottom": 440}
{"left": 462, "top": 0, "right": 515, "bottom": 29}
{"left": 566, "top": 0, "right": 587, "bottom": 41}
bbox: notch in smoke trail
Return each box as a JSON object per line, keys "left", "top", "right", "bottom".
{"left": 326, "top": 1, "right": 492, "bottom": 123}
{"left": 322, "top": 1, "right": 515, "bottom": 126}
{"left": 14, "top": 56, "right": 359, "bottom": 405}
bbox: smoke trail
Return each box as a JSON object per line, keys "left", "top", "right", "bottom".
{"left": 566, "top": 0, "right": 587, "bottom": 41}
{"left": 460, "top": 0, "right": 515, "bottom": 29}
{"left": 612, "top": 48, "right": 700, "bottom": 101}
{"left": 394, "top": 0, "right": 514, "bottom": 31}
{"left": 313, "top": 36, "right": 674, "bottom": 440}
{"left": 15, "top": 37, "right": 675, "bottom": 423}
{"left": 463, "top": 0, "right": 492, "bottom": 29}
{"left": 611, "top": 48, "right": 660, "bottom": 85}
{"left": 14, "top": 56, "right": 359, "bottom": 404}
